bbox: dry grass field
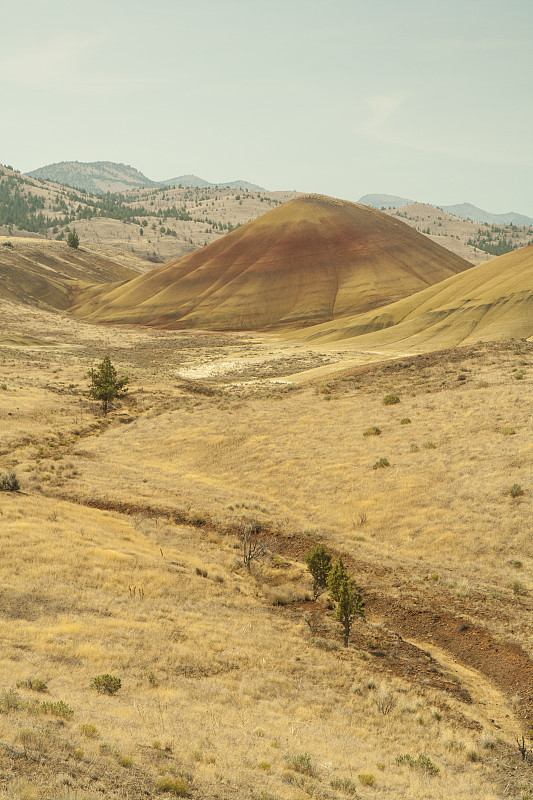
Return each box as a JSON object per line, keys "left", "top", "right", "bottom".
{"left": 0, "top": 292, "right": 532, "bottom": 799}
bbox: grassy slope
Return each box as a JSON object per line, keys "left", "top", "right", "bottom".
{"left": 0, "top": 238, "right": 152, "bottom": 310}
{"left": 69, "top": 195, "right": 470, "bottom": 330}
{"left": 0, "top": 300, "right": 531, "bottom": 798}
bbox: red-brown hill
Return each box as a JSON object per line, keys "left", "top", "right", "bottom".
{"left": 70, "top": 194, "right": 471, "bottom": 330}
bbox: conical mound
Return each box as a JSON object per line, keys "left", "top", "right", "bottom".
{"left": 70, "top": 194, "right": 470, "bottom": 330}
{"left": 294, "top": 244, "right": 533, "bottom": 350}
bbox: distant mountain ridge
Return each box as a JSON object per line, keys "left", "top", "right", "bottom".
{"left": 359, "top": 194, "right": 533, "bottom": 227}
{"left": 27, "top": 161, "right": 160, "bottom": 194}
{"left": 26, "top": 161, "right": 264, "bottom": 195}
{"left": 358, "top": 193, "right": 415, "bottom": 209}
{"left": 440, "top": 202, "right": 533, "bottom": 227}
{"left": 161, "top": 175, "right": 264, "bottom": 191}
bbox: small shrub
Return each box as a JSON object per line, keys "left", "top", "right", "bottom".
{"left": 16, "top": 679, "right": 48, "bottom": 693}
{"left": 17, "top": 728, "right": 47, "bottom": 754}
{"left": 500, "top": 426, "right": 516, "bottom": 435}
{"left": 479, "top": 732, "right": 496, "bottom": 749}
{"left": 0, "top": 689, "right": 21, "bottom": 712}
{"left": 383, "top": 394, "right": 400, "bottom": 405}
{"left": 400, "top": 418, "right": 411, "bottom": 424}
{"left": 508, "top": 483, "right": 524, "bottom": 498}
{"left": 375, "top": 690, "right": 397, "bottom": 715}
{"left": 190, "top": 513, "right": 206, "bottom": 527}
{"left": 0, "top": 470, "right": 20, "bottom": 491}
{"left": 281, "top": 772, "right": 301, "bottom": 786}
{"left": 40, "top": 700, "right": 73, "bottom": 717}
{"left": 90, "top": 674, "right": 121, "bottom": 695}
{"left": 155, "top": 776, "right": 190, "bottom": 796}
{"left": 119, "top": 756, "right": 134, "bottom": 768}
{"left": 80, "top": 724, "right": 99, "bottom": 738}
{"left": 508, "top": 580, "right": 528, "bottom": 596}
{"left": 363, "top": 426, "right": 381, "bottom": 437}
{"left": 285, "top": 752, "right": 314, "bottom": 775}
{"left": 373, "top": 458, "right": 390, "bottom": 469}
{"left": 311, "top": 637, "right": 339, "bottom": 651}
{"left": 142, "top": 670, "right": 158, "bottom": 686}
{"left": 423, "top": 441, "right": 437, "bottom": 449}
{"left": 416, "top": 755, "right": 439, "bottom": 774}
{"left": 331, "top": 776, "right": 358, "bottom": 794}
{"left": 396, "top": 753, "right": 439, "bottom": 774}
{"left": 358, "top": 773, "right": 375, "bottom": 786}
{"left": 259, "top": 761, "right": 271, "bottom": 771}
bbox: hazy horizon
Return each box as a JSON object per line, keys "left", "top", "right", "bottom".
{"left": 2, "top": 0, "right": 532, "bottom": 215}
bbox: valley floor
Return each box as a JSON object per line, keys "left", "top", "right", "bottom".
{"left": 0, "top": 300, "right": 532, "bottom": 799}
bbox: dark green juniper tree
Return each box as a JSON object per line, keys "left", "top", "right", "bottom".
{"left": 305, "top": 544, "right": 333, "bottom": 599}
{"left": 306, "top": 548, "right": 364, "bottom": 646}
{"left": 87, "top": 355, "right": 128, "bottom": 415}
{"left": 67, "top": 230, "right": 79, "bottom": 249}
{"left": 326, "top": 556, "right": 351, "bottom": 602}
{"left": 328, "top": 556, "right": 365, "bottom": 647}
{"left": 332, "top": 569, "right": 365, "bottom": 646}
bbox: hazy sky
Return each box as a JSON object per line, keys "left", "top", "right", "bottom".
{"left": 2, "top": 0, "right": 532, "bottom": 214}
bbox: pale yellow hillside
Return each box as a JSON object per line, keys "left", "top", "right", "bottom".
{"left": 293, "top": 244, "right": 533, "bottom": 351}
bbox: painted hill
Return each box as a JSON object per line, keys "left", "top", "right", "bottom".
{"left": 441, "top": 202, "right": 533, "bottom": 227}
{"left": 294, "top": 243, "right": 533, "bottom": 351}
{"left": 70, "top": 194, "right": 470, "bottom": 330}
{"left": 26, "top": 161, "right": 160, "bottom": 194}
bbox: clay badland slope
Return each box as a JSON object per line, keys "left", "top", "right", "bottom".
{"left": 295, "top": 243, "right": 533, "bottom": 350}
{"left": 70, "top": 194, "right": 470, "bottom": 330}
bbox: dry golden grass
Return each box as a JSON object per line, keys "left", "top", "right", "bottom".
{"left": 0, "top": 301, "right": 532, "bottom": 798}
{"left": 0, "top": 493, "right": 508, "bottom": 800}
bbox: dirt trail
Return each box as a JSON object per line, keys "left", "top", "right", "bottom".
{"left": 406, "top": 637, "right": 519, "bottom": 744}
